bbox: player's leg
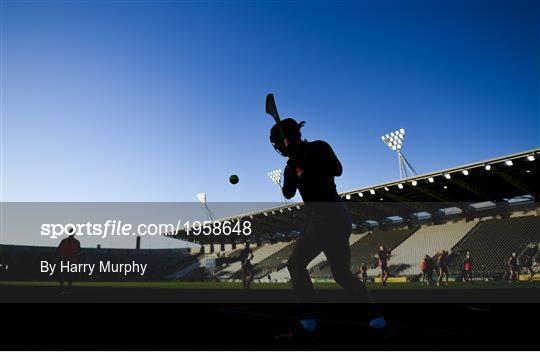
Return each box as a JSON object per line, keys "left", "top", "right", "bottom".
{"left": 287, "top": 234, "right": 323, "bottom": 300}
{"left": 247, "top": 267, "right": 254, "bottom": 289}
{"left": 286, "top": 233, "right": 324, "bottom": 333}
{"left": 323, "top": 230, "right": 385, "bottom": 329}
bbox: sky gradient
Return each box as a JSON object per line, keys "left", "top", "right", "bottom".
{"left": 2, "top": 0, "right": 539, "bottom": 203}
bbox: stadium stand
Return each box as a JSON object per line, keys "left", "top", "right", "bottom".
{"left": 312, "top": 228, "right": 416, "bottom": 279}
{"left": 253, "top": 241, "right": 295, "bottom": 276}
{"left": 214, "top": 241, "right": 292, "bottom": 279}
{"left": 263, "top": 233, "right": 367, "bottom": 282}
{"left": 383, "top": 220, "right": 480, "bottom": 277}
{"left": 448, "top": 216, "right": 540, "bottom": 277}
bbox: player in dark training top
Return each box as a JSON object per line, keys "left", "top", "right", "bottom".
{"left": 377, "top": 246, "right": 391, "bottom": 286}
{"left": 239, "top": 244, "right": 254, "bottom": 289}
{"left": 270, "top": 118, "right": 386, "bottom": 333}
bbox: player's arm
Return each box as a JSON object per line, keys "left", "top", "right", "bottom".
{"left": 282, "top": 164, "right": 298, "bottom": 199}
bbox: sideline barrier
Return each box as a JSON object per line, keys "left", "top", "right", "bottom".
{"left": 374, "top": 276, "right": 408, "bottom": 283}
{"left": 519, "top": 274, "right": 540, "bottom": 281}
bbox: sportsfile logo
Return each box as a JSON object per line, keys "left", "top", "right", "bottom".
{"left": 40, "top": 220, "right": 183, "bottom": 239}
{"left": 40, "top": 219, "right": 252, "bottom": 239}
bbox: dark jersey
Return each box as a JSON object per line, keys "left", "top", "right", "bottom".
{"left": 438, "top": 253, "right": 447, "bottom": 265}
{"left": 378, "top": 250, "right": 390, "bottom": 267}
{"left": 524, "top": 257, "right": 533, "bottom": 267}
{"left": 282, "top": 140, "right": 343, "bottom": 203}
{"left": 57, "top": 236, "right": 81, "bottom": 259}
{"left": 427, "top": 258, "right": 435, "bottom": 270}
{"left": 239, "top": 247, "right": 252, "bottom": 264}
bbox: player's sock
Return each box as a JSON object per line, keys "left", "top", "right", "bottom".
{"left": 369, "top": 316, "right": 387, "bottom": 329}
{"left": 299, "top": 318, "right": 317, "bottom": 333}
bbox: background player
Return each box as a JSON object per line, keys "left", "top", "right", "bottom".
{"left": 436, "top": 250, "right": 449, "bottom": 286}
{"left": 376, "top": 245, "right": 391, "bottom": 286}
{"left": 462, "top": 252, "right": 473, "bottom": 283}
{"left": 239, "top": 243, "right": 254, "bottom": 289}
{"left": 56, "top": 227, "right": 81, "bottom": 295}
{"left": 507, "top": 253, "right": 519, "bottom": 283}
{"left": 523, "top": 254, "right": 535, "bottom": 283}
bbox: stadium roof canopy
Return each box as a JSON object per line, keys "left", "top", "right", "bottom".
{"left": 173, "top": 148, "right": 540, "bottom": 244}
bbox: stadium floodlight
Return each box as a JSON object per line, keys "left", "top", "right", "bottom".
{"left": 345, "top": 194, "right": 351, "bottom": 200}
{"left": 485, "top": 164, "right": 491, "bottom": 171}
{"left": 381, "top": 128, "right": 417, "bottom": 179}
{"left": 358, "top": 192, "right": 364, "bottom": 197}
{"left": 411, "top": 180, "right": 418, "bottom": 186}
{"left": 267, "top": 169, "right": 287, "bottom": 204}
{"left": 505, "top": 160, "right": 513, "bottom": 166}
{"left": 527, "top": 155, "right": 535, "bottom": 161}
{"left": 462, "top": 170, "right": 469, "bottom": 176}
{"left": 196, "top": 192, "right": 216, "bottom": 221}
{"left": 428, "top": 177, "right": 435, "bottom": 183}
{"left": 444, "top": 174, "right": 451, "bottom": 180}
{"left": 369, "top": 189, "right": 376, "bottom": 195}
{"left": 384, "top": 186, "right": 390, "bottom": 191}
{"left": 397, "top": 183, "right": 404, "bottom": 189}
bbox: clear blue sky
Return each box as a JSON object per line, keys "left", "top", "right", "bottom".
{"left": 2, "top": 0, "right": 539, "bottom": 202}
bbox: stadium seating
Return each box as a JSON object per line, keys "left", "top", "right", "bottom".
{"left": 264, "top": 233, "right": 367, "bottom": 282}
{"left": 384, "top": 220, "right": 479, "bottom": 277}
{"left": 312, "top": 228, "right": 416, "bottom": 279}
{"left": 448, "top": 216, "right": 540, "bottom": 277}
{"left": 253, "top": 242, "right": 296, "bottom": 276}
{"left": 214, "top": 241, "right": 292, "bottom": 278}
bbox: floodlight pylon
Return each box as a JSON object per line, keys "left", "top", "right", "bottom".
{"left": 196, "top": 192, "right": 216, "bottom": 221}
{"left": 381, "top": 128, "right": 417, "bottom": 179}
{"left": 267, "top": 169, "right": 287, "bottom": 204}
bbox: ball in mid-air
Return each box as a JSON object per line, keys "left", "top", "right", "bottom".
{"left": 229, "top": 174, "right": 239, "bottom": 185}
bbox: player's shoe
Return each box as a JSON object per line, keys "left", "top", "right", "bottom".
{"left": 369, "top": 315, "right": 394, "bottom": 346}
{"left": 300, "top": 318, "right": 317, "bottom": 333}
{"left": 369, "top": 316, "right": 387, "bottom": 329}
